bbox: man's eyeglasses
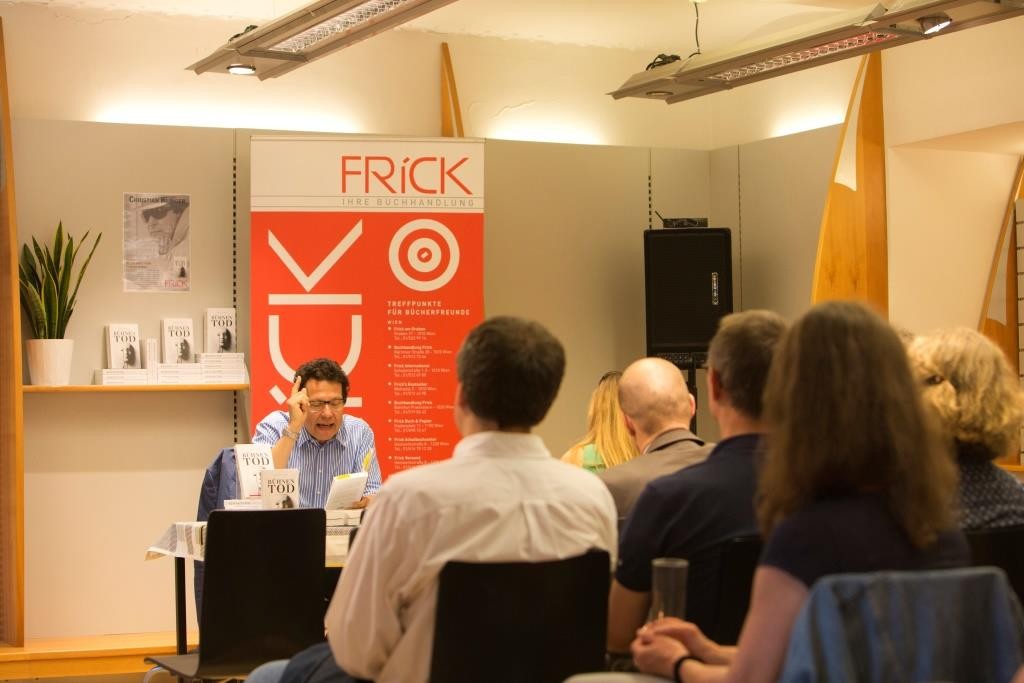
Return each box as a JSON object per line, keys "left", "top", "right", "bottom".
{"left": 308, "top": 398, "right": 345, "bottom": 412}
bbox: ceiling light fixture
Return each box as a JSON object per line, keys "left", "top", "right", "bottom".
{"left": 918, "top": 14, "right": 953, "bottom": 34}
{"left": 188, "top": 0, "right": 460, "bottom": 80}
{"left": 227, "top": 63, "right": 257, "bottom": 75}
{"left": 611, "top": 0, "right": 1024, "bottom": 104}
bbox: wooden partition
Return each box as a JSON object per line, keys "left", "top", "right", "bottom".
{"left": 0, "top": 17, "right": 25, "bottom": 648}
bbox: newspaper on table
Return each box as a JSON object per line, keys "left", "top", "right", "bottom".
{"left": 145, "top": 521, "right": 208, "bottom": 561}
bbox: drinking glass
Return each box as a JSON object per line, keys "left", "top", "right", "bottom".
{"left": 648, "top": 557, "right": 689, "bottom": 621}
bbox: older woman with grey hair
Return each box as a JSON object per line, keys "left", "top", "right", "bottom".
{"left": 910, "top": 327, "right": 1024, "bottom": 530}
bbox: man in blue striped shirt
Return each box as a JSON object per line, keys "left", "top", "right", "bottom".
{"left": 253, "top": 358, "right": 382, "bottom": 508}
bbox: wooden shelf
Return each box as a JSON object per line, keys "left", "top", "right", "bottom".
{"left": 0, "top": 631, "right": 198, "bottom": 679}
{"left": 23, "top": 383, "right": 248, "bottom": 393}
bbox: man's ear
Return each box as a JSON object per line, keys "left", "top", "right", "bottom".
{"left": 706, "top": 368, "right": 719, "bottom": 401}
{"left": 623, "top": 413, "right": 637, "bottom": 437}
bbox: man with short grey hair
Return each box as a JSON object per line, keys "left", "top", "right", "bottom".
{"left": 607, "top": 310, "right": 787, "bottom": 654}
{"left": 598, "top": 357, "right": 711, "bottom": 520}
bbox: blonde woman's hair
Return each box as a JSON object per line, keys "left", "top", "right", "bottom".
{"left": 910, "top": 327, "right": 1024, "bottom": 461}
{"left": 562, "top": 371, "right": 639, "bottom": 469}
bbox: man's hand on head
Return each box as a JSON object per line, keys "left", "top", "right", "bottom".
{"left": 286, "top": 374, "right": 309, "bottom": 431}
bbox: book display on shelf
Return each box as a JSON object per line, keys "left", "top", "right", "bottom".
{"left": 235, "top": 444, "right": 274, "bottom": 499}
{"left": 105, "top": 324, "right": 141, "bottom": 370}
{"left": 90, "top": 348, "right": 249, "bottom": 387}
{"left": 204, "top": 307, "right": 237, "bottom": 353}
{"left": 260, "top": 469, "right": 299, "bottom": 509}
{"left": 160, "top": 318, "right": 195, "bottom": 363}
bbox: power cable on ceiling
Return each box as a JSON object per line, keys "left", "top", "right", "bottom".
{"left": 643, "top": 1, "right": 703, "bottom": 71}
{"left": 688, "top": 1, "right": 702, "bottom": 58}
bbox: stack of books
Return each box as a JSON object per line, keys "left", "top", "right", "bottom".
{"left": 326, "top": 509, "right": 362, "bottom": 528}
{"left": 198, "top": 353, "right": 248, "bottom": 384}
{"left": 157, "top": 363, "right": 204, "bottom": 384}
{"left": 326, "top": 509, "right": 362, "bottom": 563}
{"left": 94, "top": 368, "right": 150, "bottom": 385}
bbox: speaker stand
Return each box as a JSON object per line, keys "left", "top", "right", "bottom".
{"left": 684, "top": 354, "right": 700, "bottom": 436}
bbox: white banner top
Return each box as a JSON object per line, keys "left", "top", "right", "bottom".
{"left": 251, "top": 136, "right": 485, "bottom": 213}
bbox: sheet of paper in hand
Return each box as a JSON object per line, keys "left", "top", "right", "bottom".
{"left": 325, "top": 471, "right": 369, "bottom": 510}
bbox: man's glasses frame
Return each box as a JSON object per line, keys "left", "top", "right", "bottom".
{"left": 308, "top": 398, "right": 345, "bottom": 413}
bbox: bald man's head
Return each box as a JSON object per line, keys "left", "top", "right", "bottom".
{"left": 618, "top": 357, "right": 694, "bottom": 439}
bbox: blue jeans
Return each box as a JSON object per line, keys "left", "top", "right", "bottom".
{"left": 249, "top": 642, "right": 370, "bottom": 683}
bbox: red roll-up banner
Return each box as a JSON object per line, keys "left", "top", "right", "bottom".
{"left": 250, "top": 137, "right": 484, "bottom": 479}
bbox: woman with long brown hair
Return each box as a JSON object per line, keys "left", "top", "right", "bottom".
{"left": 630, "top": 301, "right": 968, "bottom": 683}
{"left": 562, "top": 370, "right": 639, "bottom": 473}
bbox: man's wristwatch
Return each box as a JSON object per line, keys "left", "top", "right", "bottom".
{"left": 282, "top": 427, "right": 300, "bottom": 440}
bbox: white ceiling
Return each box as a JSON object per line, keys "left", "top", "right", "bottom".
{"left": 14, "top": 0, "right": 868, "bottom": 55}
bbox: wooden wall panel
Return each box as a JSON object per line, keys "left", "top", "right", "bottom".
{"left": 979, "top": 157, "right": 1024, "bottom": 370}
{"left": 811, "top": 53, "right": 889, "bottom": 314}
{"left": 0, "top": 17, "right": 25, "bottom": 647}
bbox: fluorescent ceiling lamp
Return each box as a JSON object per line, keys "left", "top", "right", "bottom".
{"left": 919, "top": 13, "right": 953, "bottom": 33}
{"left": 189, "top": 0, "right": 460, "bottom": 80}
{"left": 611, "top": 0, "right": 1024, "bottom": 104}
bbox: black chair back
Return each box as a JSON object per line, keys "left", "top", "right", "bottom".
{"left": 705, "top": 535, "right": 762, "bottom": 645}
{"left": 430, "top": 550, "right": 610, "bottom": 683}
{"left": 966, "top": 524, "right": 1024, "bottom": 604}
{"left": 147, "top": 509, "right": 326, "bottom": 680}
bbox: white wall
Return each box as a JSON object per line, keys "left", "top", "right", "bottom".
{"left": 883, "top": 16, "right": 1024, "bottom": 148}
{"left": 887, "top": 147, "right": 1021, "bottom": 332}
{"left": 13, "top": 119, "right": 238, "bottom": 639}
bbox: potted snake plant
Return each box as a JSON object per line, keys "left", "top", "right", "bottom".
{"left": 19, "top": 221, "right": 102, "bottom": 385}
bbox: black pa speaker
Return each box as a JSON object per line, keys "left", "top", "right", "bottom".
{"left": 644, "top": 228, "right": 733, "bottom": 355}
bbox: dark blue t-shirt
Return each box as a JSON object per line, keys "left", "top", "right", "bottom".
{"left": 616, "top": 434, "right": 762, "bottom": 632}
{"left": 761, "top": 493, "right": 970, "bottom": 587}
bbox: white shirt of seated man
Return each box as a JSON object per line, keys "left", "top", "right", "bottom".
{"left": 324, "top": 319, "right": 618, "bottom": 683}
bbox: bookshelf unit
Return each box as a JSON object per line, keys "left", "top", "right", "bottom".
{"left": 3, "top": 113, "right": 241, "bottom": 652}
{"left": 23, "top": 384, "right": 248, "bottom": 394}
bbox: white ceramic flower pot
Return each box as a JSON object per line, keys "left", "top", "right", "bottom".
{"left": 26, "top": 338, "right": 75, "bottom": 386}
